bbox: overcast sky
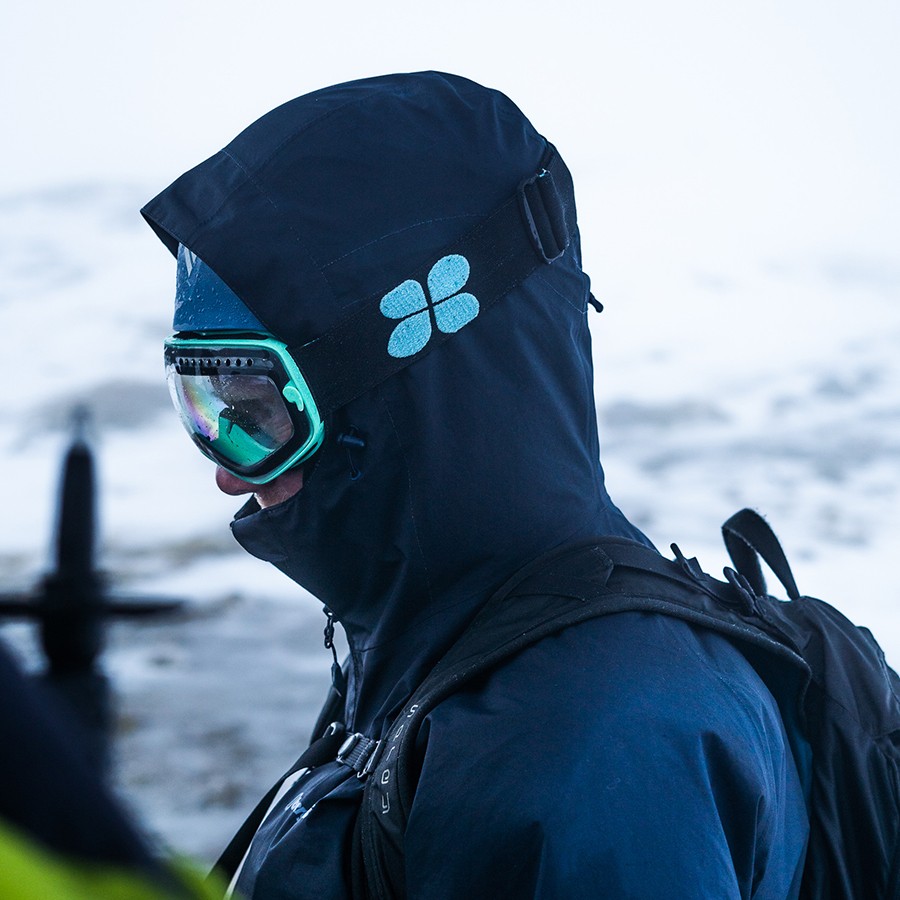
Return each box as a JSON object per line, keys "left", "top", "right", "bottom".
{"left": 3, "top": 0, "right": 898, "bottom": 265}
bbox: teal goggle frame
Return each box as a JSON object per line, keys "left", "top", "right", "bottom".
{"left": 164, "top": 334, "right": 324, "bottom": 484}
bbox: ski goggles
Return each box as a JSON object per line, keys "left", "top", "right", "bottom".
{"left": 164, "top": 334, "right": 324, "bottom": 484}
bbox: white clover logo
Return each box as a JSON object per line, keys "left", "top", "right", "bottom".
{"left": 379, "top": 255, "right": 480, "bottom": 358}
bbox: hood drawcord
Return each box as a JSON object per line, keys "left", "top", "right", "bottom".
{"left": 323, "top": 606, "right": 347, "bottom": 698}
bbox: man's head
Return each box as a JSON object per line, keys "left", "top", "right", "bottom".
{"left": 143, "top": 72, "right": 636, "bottom": 621}
{"left": 148, "top": 72, "right": 580, "bottom": 500}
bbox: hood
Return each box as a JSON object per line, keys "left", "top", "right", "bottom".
{"left": 142, "top": 71, "right": 651, "bottom": 731}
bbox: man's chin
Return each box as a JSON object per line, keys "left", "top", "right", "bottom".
{"left": 215, "top": 466, "right": 305, "bottom": 509}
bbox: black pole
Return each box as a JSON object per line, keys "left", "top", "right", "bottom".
{"left": 41, "top": 407, "right": 104, "bottom": 674}
{"left": 36, "top": 408, "right": 109, "bottom": 768}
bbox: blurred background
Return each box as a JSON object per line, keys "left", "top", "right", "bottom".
{"left": 1, "top": 0, "right": 898, "bottom": 862}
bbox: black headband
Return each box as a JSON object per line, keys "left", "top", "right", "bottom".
{"left": 291, "top": 144, "right": 576, "bottom": 416}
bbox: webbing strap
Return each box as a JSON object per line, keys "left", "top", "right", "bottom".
{"left": 291, "top": 145, "right": 576, "bottom": 416}
{"left": 337, "top": 732, "right": 382, "bottom": 777}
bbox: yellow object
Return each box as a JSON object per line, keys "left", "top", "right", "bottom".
{"left": 0, "top": 818, "right": 227, "bottom": 899}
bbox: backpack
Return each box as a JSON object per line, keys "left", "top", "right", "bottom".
{"left": 214, "top": 510, "right": 900, "bottom": 899}
{"left": 352, "top": 509, "right": 900, "bottom": 899}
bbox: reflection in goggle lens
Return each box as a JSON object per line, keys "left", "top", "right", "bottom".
{"left": 169, "top": 372, "right": 295, "bottom": 466}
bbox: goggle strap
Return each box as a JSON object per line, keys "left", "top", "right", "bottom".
{"left": 291, "top": 144, "right": 576, "bottom": 416}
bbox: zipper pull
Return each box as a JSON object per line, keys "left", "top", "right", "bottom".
{"left": 323, "top": 607, "right": 346, "bottom": 698}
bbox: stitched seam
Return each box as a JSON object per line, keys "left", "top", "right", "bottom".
{"left": 255, "top": 75, "right": 536, "bottom": 182}
{"left": 206, "top": 150, "right": 337, "bottom": 306}
{"left": 667, "top": 616, "right": 774, "bottom": 751}
{"left": 179, "top": 93, "right": 379, "bottom": 244}
{"left": 221, "top": 150, "right": 323, "bottom": 266}
{"left": 533, "top": 269, "right": 584, "bottom": 314}
{"left": 175, "top": 79, "right": 543, "bottom": 259}
{"left": 320, "top": 215, "right": 484, "bottom": 269}
{"left": 253, "top": 94, "right": 375, "bottom": 169}
{"left": 177, "top": 150, "right": 249, "bottom": 239}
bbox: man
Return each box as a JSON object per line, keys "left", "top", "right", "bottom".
{"left": 143, "top": 72, "right": 808, "bottom": 898}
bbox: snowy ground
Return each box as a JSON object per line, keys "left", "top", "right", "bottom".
{"left": 0, "top": 176, "right": 897, "bottom": 863}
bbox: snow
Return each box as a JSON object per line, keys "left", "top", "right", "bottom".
{"left": 1, "top": 0, "right": 898, "bottom": 864}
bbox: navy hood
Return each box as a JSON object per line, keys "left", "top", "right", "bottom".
{"left": 142, "top": 71, "right": 650, "bottom": 731}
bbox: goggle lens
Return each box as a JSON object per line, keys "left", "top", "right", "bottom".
{"left": 167, "top": 371, "right": 297, "bottom": 467}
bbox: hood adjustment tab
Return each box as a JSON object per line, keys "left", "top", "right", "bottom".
{"left": 519, "top": 166, "right": 571, "bottom": 263}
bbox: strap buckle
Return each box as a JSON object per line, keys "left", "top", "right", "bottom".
{"left": 336, "top": 732, "right": 382, "bottom": 779}
{"left": 518, "top": 168, "right": 570, "bottom": 263}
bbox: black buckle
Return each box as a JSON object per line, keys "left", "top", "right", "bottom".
{"left": 519, "top": 168, "right": 570, "bottom": 263}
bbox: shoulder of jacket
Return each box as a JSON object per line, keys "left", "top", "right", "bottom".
{"left": 423, "top": 610, "right": 783, "bottom": 746}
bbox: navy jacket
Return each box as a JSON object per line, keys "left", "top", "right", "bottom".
{"left": 142, "top": 72, "right": 808, "bottom": 898}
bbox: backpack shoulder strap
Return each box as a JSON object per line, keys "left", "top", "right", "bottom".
{"left": 354, "top": 537, "right": 808, "bottom": 899}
